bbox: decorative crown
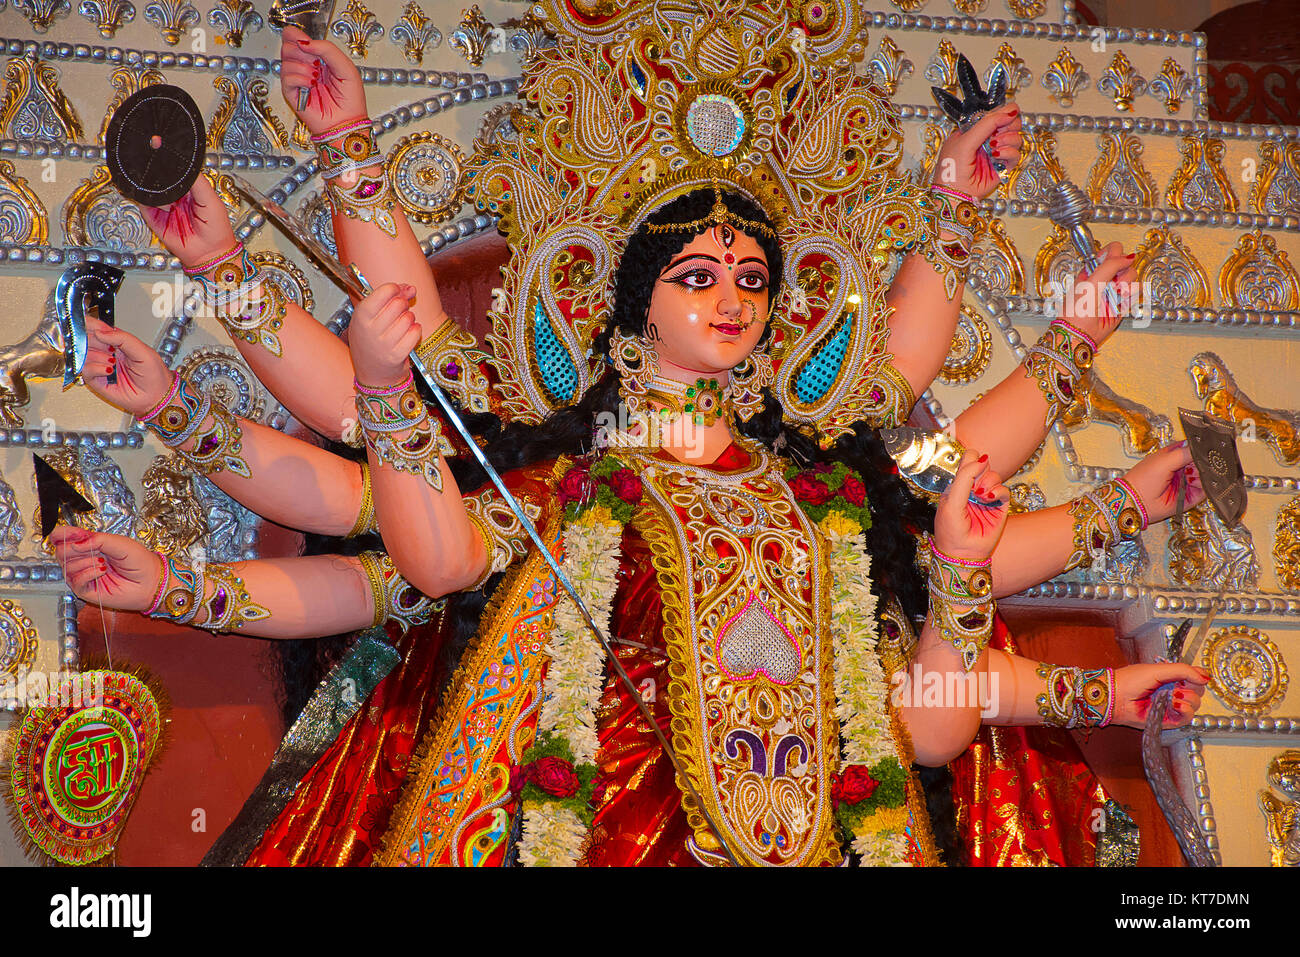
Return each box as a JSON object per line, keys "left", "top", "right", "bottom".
{"left": 466, "top": 0, "right": 948, "bottom": 444}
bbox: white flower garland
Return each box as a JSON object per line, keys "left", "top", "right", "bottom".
{"left": 820, "top": 513, "right": 913, "bottom": 867}
{"left": 518, "top": 505, "right": 622, "bottom": 866}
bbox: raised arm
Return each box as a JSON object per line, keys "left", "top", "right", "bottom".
{"left": 137, "top": 174, "right": 358, "bottom": 438}
{"left": 280, "top": 26, "right": 455, "bottom": 347}
{"left": 883, "top": 104, "right": 1020, "bottom": 399}
{"left": 51, "top": 526, "right": 436, "bottom": 639}
{"left": 82, "top": 317, "right": 367, "bottom": 537}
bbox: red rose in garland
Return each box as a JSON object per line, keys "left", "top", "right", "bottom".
{"left": 832, "top": 764, "right": 879, "bottom": 806}
{"left": 557, "top": 464, "right": 596, "bottom": 506}
{"left": 607, "top": 468, "right": 643, "bottom": 504}
{"left": 789, "top": 473, "right": 833, "bottom": 506}
{"left": 531, "top": 756, "right": 582, "bottom": 798}
{"left": 839, "top": 474, "right": 867, "bottom": 508}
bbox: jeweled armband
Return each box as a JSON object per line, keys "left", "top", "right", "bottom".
{"left": 354, "top": 375, "right": 449, "bottom": 492}
{"left": 314, "top": 118, "right": 383, "bottom": 181}
{"left": 1064, "top": 477, "right": 1148, "bottom": 573}
{"left": 1036, "top": 664, "right": 1115, "bottom": 728}
{"left": 327, "top": 169, "right": 399, "bottom": 239}
{"left": 140, "top": 374, "right": 251, "bottom": 479}
{"left": 147, "top": 555, "right": 270, "bottom": 631}
{"left": 358, "top": 550, "right": 441, "bottom": 633}
{"left": 923, "top": 185, "right": 983, "bottom": 299}
{"left": 1024, "top": 318, "right": 1096, "bottom": 428}
{"left": 859, "top": 360, "right": 917, "bottom": 429}
{"left": 926, "top": 537, "right": 995, "bottom": 671}
{"left": 414, "top": 320, "right": 492, "bottom": 415}
{"left": 191, "top": 247, "right": 286, "bottom": 358}
{"left": 347, "top": 463, "right": 379, "bottom": 537}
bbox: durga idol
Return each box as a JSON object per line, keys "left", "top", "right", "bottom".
{"left": 53, "top": 0, "right": 1208, "bottom": 866}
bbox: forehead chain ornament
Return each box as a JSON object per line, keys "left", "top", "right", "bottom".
{"left": 645, "top": 177, "right": 778, "bottom": 241}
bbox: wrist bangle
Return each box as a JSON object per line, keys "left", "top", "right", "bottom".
{"left": 1036, "top": 664, "right": 1115, "bottom": 728}
{"left": 184, "top": 241, "right": 244, "bottom": 276}
{"left": 354, "top": 372, "right": 414, "bottom": 397}
{"left": 925, "top": 534, "right": 995, "bottom": 670}
{"left": 311, "top": 116, "right": 372, "bottom": 143}
{"left": 138, "top": 373, "right": 180, "bottom": 424}
{"left": 928, "top": 537, "right": 992, "bottom": 570}
{"left": 1114, "top": 477, "right": 1149, "bottom": 530}
{"left": 930, "top": 183, "right": 975, "bottom": 205}
{"left": 144, "top": 555, "right": 169, "bottom": 615}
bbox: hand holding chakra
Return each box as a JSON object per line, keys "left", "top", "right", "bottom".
{"left": 50, "top": 526, "right": 163, "bottom": 612}
{"left": 931, "top": 102, "right": 1022, "bottom": 201}
{"left": 136, "top": 174, "right": 239, "bottom": 272}
{"left": 80, "top": 317, "right": 174, "bottom": 419}
{"left": 280, "top": 25, "right": 369, "bottom": 136}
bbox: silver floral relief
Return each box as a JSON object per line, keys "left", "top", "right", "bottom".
{"left": 503, "top": 11, "right": 554, "bottom": 62}
{"left": 1042, "top": 47, "right": 1089, "bottom": 108}
{"left": 0, "top": 191, "right": 37, "bottom": 244}
{"left": 31, "top": 446, "right": 137, "bottom": 549}
{"left": 213, "top": 71, "right": 286, "bottom": 155}
{"left": 1182, "top": 154, "right": 1231, "bottom": 212}
{"left": 1093, "top": 133, "right": 1157, "bottom": 208}
{"left": 7, "top": 70, "right": 68, "bottom": 141}
{"left": 1219, "top": 232, "right": 1300, "bottom": 312}
{"left": 0, "top": 471, "right": 25, "bottom": 558}
{"left": 1010, "top": 144, "right": 1053, "bottom": 204}
{"left": 1148, "top": 57, "right": 1191, "bottom": 115}
{"left": 143, "top": 0, "right": 200, "bottom": 45}
{"left": 986, "top": 43, "right": 1031, "bottom": 98}
{"left": 867, "top": 36, "right": 913, "bottom": 96}
{"left": 1257, "top": 144, "right": 1300, "bottom": 216}
{"left": 331, "top": 0, "right": 384, "bottom": 59}
{"left": 176, "top": 345, "right": 268, "bottom": 423}
{"left": 1167, "top": 503, "right": 1260, "bottom": 591}
{"left": 192, "top": 475, "right": 258, "bottom": 562}
{"left": 77, "top": 0, "right": 135, "bottom": 37}
{"left": 84, "top": 194, "right": 154, "bottom": 249}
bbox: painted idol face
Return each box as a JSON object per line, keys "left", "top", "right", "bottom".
{"left": 643, "top": 223, "right": 771, "bottom": 382}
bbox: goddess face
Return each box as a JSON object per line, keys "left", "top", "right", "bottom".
{"left": 643, "top": 224, "right": 771, "bottom": 382}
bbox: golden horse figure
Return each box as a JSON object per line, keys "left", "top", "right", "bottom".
{"left": 52, "top": 0, "right": 1210, "bottom": 866}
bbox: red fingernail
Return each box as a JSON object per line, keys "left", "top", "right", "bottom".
{"left": 978, "top": 454, "right": 988, "bottom": 462}
{"left": 1009, "top": 108, "right": 1019, "bottom": 116}
{"left": 297, "top": 39, "right": 310, "bottom": 46}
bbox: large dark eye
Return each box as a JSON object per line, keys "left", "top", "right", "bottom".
{"left": 674, "top": 269, "right": 715, "bottom": 289}
{"left": 737, "top": 271, "right": 768, "bottom": 291}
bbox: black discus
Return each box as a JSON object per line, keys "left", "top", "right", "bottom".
{"left": 104, "top": 84, "right": 207, "bottom": 207}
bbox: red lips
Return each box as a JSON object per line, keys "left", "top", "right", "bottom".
{"left": 712, "top": 322, "right": 743, "bottom": 336}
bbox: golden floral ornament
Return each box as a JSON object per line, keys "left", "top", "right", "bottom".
{"left": 62, "top": 165, "right": 155, "bottom": 249}
{"left": 1259, "top": 750, "right": 1300, "bottom": 867}
{"left": 449, "top": 4, "right": 494, "bottom": 67}
{"left": 0, "top": 53, "right": 83, "bottom": 141}
{"left": 867, "top": 35, "right": 912, "bottom": 97}
{"left": 97, "top": 66, "right": 167, "bottom": 145}
{"left": 1042, "top": 47, "right": 1089, "bottom": 108}
{"left": 0, "top": 597, "right": 39, "bottom": 693}
{"left": 968, "top": 217, "right": 1025, "bottom": 297}
{"left": 1148, "top": 57, "right": 1190, "bottom": 115}
{"left": 206, "top": 70, "right": 290, "bottom": 155}
{"left": 1275, "top": 495, "right": 1300, "bottom": 591}
{"left": 1096, "top": 50, "right": 1146, "bottom": 112}
{"left": 1034, "top": 224, "right": 1096, "bottom": 297}
{"left": 77, "top": 0, "right": 136, "bottom": 38}
{"left": 389, "top": 1, "right": 441, "bottom": 64}
{"left": 938, "top": 303, "right": 991, "bottom": 385}
{"left": 1002, "top": 127, "right": 1064, "bottom": 205}
{"left": 924, "top": 38, "right": 962, "bottom": 97}
{"left": 385, "top": 131, "right": 468, "bottom": 225}
{"left": 1217, "top": 230, "right": 1300, "bottom": 312}
{"left": 0, "top": 158, "right": 49, "bottom": 246}
{"left": 1166, "top": 135, "right": 1239, "bottom": 214}
{"left": 331, "top": 0, "right": 384, "bottom": 59}
{"left": 465, "top": 0, "right": 940, "bottom": 446}
{"left": 144, "top": 0, "right": 200, "bottom": 46}
{"left": 1133, "top": 226, "right": 1211, "bottom": 309}
{"left": 12, "top": 0, "right": 72, "bottom": 32}
{"left": 1250, "top": 141, "right": 1300, "bottom": 217}
{"left": 208, "top": 0, "right": 264, "bottom": 48}
{"left": 1085, "top": 129, "right": 1158, "bottom": 208}
{"left": 1202, "top": 625, "right": 1289, "bottom": 717}
{"left": 1007, "top": 0, "right": 1046, "bottom": 17}
{"left": 987, "top": 42, "right": 1031, "bottom": 97}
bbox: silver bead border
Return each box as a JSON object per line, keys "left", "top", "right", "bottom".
{"left": 896, "top": 104, "right": 1298, "bottom": 142}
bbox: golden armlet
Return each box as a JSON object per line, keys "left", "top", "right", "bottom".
{"left": 925, "top": 535, "right": 994, "bottom": 671}
{"left": 146, "top": 555, "right": 270, "bottom": 632}
{"left": 139, "top": 374, "right": 251, "bottom": 479}
{"left": 354, "top": 374, "right": 448, "bottom": 492}
{"left": 1064, "top": 477, "right": 1148, "bottom": 573}
{"left": 358, "top": 551, "right": 442, "bottom": 633}
{"left": 346, "top": 463, "right": 378, "bottom": 538}
{"left": 191, "top": 246, "right": 286, "bottom": 358}
{"left": 1036, "top": 664, "right": 1115, "bottom": 728}
{"left": 413, "top": 321, "right": 493, "bottom": 415}
{"left": 1024, "top": 318, "right": 1096, "bottom": 428}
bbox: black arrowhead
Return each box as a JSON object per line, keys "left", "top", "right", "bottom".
{"left": 34, "top": 454, "right": 94, "bottom": 538}
{"left": 930, "top": 53, "right": 1008, "bottom": 127}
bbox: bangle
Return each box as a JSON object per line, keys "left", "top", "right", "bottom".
{"left": 347, "top": 463, "right": 378, "bottom": 538}
{"left": 930, "top": 183, "right": 975, "bottom": 205}
{"left": 354, "top": 372, "right": 414, "bottom": 397}
{"left": 146, "top": 556, "right": 270, "bottom": 631}
{"left": 311, "top": 116, "right": 372, "bottom": 143}
{"left": 1036, "top": 664, "right": 1115, "bottom": 728}
{"left": 192, "top": 249, "right": 285, "bottom": 358}
{"left": 326, "top": 168, "right": 399, "bottom": 238}
{"left": 141, "top": 376, "right": 251, "bottom": 479}
{"left": 316, "top": 123, "right": 384, "bottom": 182}
{"left": 144, "top": 555, "right": 169, "bottom": 615}
{"left": 355, "top": 377, "right": 448, "bottom": 491}
{"left": 858, "top": 359, "right": 916, "bottom": 430}
{"left": 185, "top": 241, "right": 244, "bottom": 276}
{"left": 1114, "top": 477, "right": 1149, "bottom": 530}
{"left": 139, "top": 372, "right": 180, "bottom": 424}
{"left": 413, "top": 321, "right": 493, "bottom": 415}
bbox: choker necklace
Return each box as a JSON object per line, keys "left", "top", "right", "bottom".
{"left": 643, "top": 374, "right": 729, "bottom": 427}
